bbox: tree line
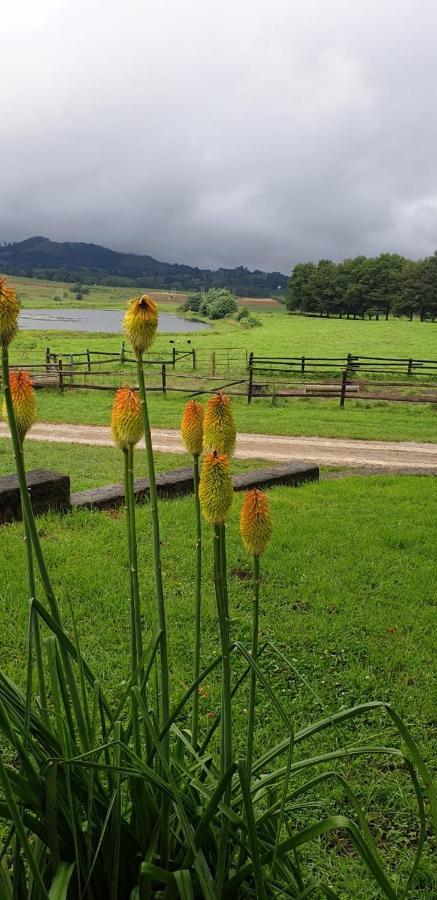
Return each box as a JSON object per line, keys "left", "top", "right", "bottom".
{"left": 286, "top": 252, "right": 437, "bottom": 319}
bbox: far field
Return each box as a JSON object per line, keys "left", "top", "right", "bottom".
{"left": 2, "top": 274, "right": 437, "bottom": 444}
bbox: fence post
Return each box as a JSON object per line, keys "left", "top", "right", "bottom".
{"left": 211, "top": 351, "right": 216, "bottom": 376}
{"left": 161, "top": 363, "right": 167, "bottom": 396}
{"left": 301, "top": 355, "right": 305, "bottom": 374}
{"left": 247, "top": 360, "right": 254, "bottom": 404}
{"left": 45, "top": 347, "right": 50, "bottom": 373}
{"left": 58, "top": 358, "right": 64, "bottom": 393}
{"left": 70, "top": 355, "right": 74, "bottom": 384}
{"left": 172, "top": 347, "right": 176, "bottom": 369}
{"left": 192, "top": 348, "right": 196, "bottom": 370}
{"left": 120, "top": 341, "right": 126, "bottom": 365}
{"left": 86, "top": 349, "right": 91, "bottom": 372}
{"left": 407, "top": 358, "right": 413, "bottom": 377}
{"left": 339, "top": 368, "right": 348, "bottom": 408}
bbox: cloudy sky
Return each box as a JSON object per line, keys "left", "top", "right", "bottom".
{"left": 1, "top": 0, "right": 437, "bottom": 273}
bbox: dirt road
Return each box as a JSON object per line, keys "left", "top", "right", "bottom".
{"left": 1, "top": 422, "right": 436, "bottom": 471}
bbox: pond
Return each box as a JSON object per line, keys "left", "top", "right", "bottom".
{"left": 18, "top": 308, "right": 210, "bottom": 333}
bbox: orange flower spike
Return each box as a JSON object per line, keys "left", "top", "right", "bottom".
{"left": 2, "top": 370, "right": 36, "bottom": 442}
{"left": 123, "top": 294, "right": 158, "bottom": 357}
{"left": 181, "top": 399, "right": 204, "bottom": 456}
{"left": 240, "top": 488, "right": 271, "bottom": 557}
{"left": 199, "top": 451, "right": 233, "bottom": 524}
{"left": 203, "top": 393, "right": 236, "bottom": 457}
{"left": 111, "top": 385, "right": 144, "bottom": 450}
{"left": 0, "top": 276, "right": 20, "bottom": 348}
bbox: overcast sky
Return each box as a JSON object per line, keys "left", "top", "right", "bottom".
{"left": 1, "top": 0, "right": 437, "bottom": 273}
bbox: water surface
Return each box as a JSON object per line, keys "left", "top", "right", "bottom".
{"left": 19, "top": 308, "right": 210, "bottom": 333}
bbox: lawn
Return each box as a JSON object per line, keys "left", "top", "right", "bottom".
{"left": 0, "top": 473, "right": 436, "bottom": 895}
{"left": 18, "top": 386, "right": 437, "bottom": 443}
{"left": 0, "top": 439, "right": 268, "bottom": 492}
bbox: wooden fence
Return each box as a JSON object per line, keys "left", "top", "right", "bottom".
{"left": 4, "top": 347, "right": 437, "bottom": 409}
{"left": 249, "top": 352, "right": 437, "bottom": 378}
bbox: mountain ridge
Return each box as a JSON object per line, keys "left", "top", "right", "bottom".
{"left": 0, "top": 236, "right": 287, "bottom": 297}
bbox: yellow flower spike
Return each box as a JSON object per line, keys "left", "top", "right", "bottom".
{"left": 181, "top": 399, "right": 204, "bottom": 456}
{"left": 111, "top": 384, "right": 144, "bottom": 450}
{"left": 123, "top": 294, "right": 158, "bottom": 357}
{"left": 203, "top": 393, "right": 236, "bottom": 456}
{"left": 2, "top": 370, "right": 36, "bottom": 443}
{"left": 240, "top": 488, "right": 271, "bottom": 557}
{"left": 199, "top": 451, "right": 233, "bottom": 524}
{"left": 0, "top": 276, "right": 20, "bottom": 348}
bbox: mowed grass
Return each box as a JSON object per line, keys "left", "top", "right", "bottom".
{"left": 23, "top": 386, "right": 437, "bottom": 443}
{"left": 9, "top": 309, "right": 437, "bottom": 362}
{"left": 0, "top": 439, "right": 268, "bottom": 492}
{"left": 0, "top": 475, "right": 436, "bottom": 895}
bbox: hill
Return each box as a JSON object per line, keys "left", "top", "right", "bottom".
{"left": 0, "top": 236, "right": 287, "bottom": 297}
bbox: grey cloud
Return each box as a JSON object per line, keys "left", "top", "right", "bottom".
{"left": 2, "top": 0, "right": 437, "bottom": 272}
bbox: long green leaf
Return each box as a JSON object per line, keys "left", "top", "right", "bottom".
{"left": 0, "top": 752, "right": 49, "bottom": 899}
{"left": 238, "top": 761, "right": 267, "bottom": 900}
{"left": 224, "top": 815, "right": 397, "bottom": 898}
{"left": 48, "top": 862, "right": 75, "bottom": 900}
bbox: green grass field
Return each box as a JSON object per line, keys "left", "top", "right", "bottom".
{"left": 6, "top": 272, "right": 436, "bottom": 360}
{"left": 15, "top": 387, "right": 436, "bottom": 443}
{"left": 0, "top": 439, "right": 269, "bottom": 492}
{"left": 4, "top": 274, "right": 436, "bottom": 444}
{"left": 1, "top": 473, "right": 436, "bottom": 895}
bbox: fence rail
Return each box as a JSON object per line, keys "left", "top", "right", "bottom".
{"left": 249, "top": 352, "right": 437, "bottom": 377}
{"left": 4, "top": 346, "right": 437, "bottom": 410}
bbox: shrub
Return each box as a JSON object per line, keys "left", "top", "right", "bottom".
{"left": 180, "top": 293, "right": 203, "bottom": 313}
{"left": 182, "top": 289, "right": 237, "bottom": 319}
{"left": 240, "top": 314, "right": 261, "bottom": 328}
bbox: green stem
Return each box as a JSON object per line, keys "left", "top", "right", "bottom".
{"left": 127, "top": 445, "right": 144, "bottom": 677}
{"left": 123, "top": 448, "right": 142, "bottom": 761}
{"left": 136, "top": 354, "right": 169, "bottom": 865}
{"left": 191, "top": 454, "right": 202, "bottom": 748}
{"left": 246, "top": 554, "right": 260, "bottom": 778}
{"left": 214, "top": 523, "right": 233, "bottom": 890}
{"left": 123, "top": 449, "right": 138, "bottom": 677}
{"left": 1, "top": 347, "right": 61, "bottom": 625}
{"left": 2, "top": 346, "right": 88, "bottom": 749}
{"left": 21, "top": 442, "right": 49, "bottom": 732}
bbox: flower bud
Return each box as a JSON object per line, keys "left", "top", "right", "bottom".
{"left": 111, "top": 385, "right": 143, "bottom": 450}
{"left": 123, "top": 294, "right": 158, "bottom": 356}
{"left": 0, "top": 277, "right": 20, "bottom": 348}
{"left": 203, "top": 393, "right": 236, "bottom": 457}
{"left": 181, "top": 399, "right": 204, "bottom": 456}
{"left": 199, "top": 451, "right": 233, "bottom": 524}
{"left": 240, "top": 488, "right": 271, "bottom": 557}
{"left": 2, "top": 370, "right": 35, "bottom": 442}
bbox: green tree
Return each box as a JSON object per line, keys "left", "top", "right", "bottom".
{"left": 286, "top": 262, "right": 317, "bottom": 311}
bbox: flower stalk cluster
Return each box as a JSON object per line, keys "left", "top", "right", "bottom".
{"left": 0, "top": 275, "right": 434, "bottom": 900}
